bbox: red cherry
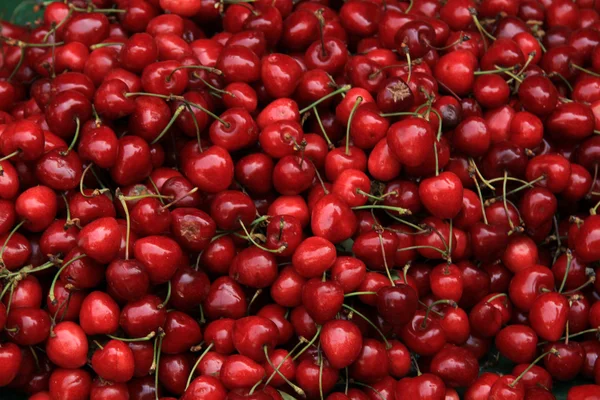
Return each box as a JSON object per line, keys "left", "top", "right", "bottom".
{"left": 92, "top": 340, "right": 135, "bottom": 383}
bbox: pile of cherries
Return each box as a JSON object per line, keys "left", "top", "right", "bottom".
{"left": 4, "top": 0, "right": 600, "bottom": 399}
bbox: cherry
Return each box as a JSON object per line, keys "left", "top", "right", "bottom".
{"left": 400, "top": 309, "right": 447, "bottom": 356}
{"left": 529, "top": 292, "right": 569, "bottom": 341}
{"left": 15, "top": 185, "right": 57, "bottom": 232}
{"left": 311, "top": 193, "right": 358, "bottom": 244}
{"left": 430, "top": 345, "right": 479, "bottom": 388}
{"left": 301, "top": 278, "right": 344, "bottom": 324}
{"left": 119, "top": 294, "right": 167, "bottom": 338}
{"left": 319, "top": 319, "right": 363, "bottom": 369}
{"left": 518, "top": 75, "right": 559, "bottom": 116}
{"left": 133, "top": 235, "right": 183, "bottom": 285}
{"left": 221, "top": 354, "right": 266, "bottom": 390}
{"left": 92, "top": 339, "right": 136, "bottom": 383}
{"left": 419, "top": 171, "right": 464, "bottom": 219}
{"left": 46, "top": 321, "right": 89, "bottom": 369}
{"left": 49, "top": 368, "right": 92, "bottom": 400}
{"left": 387, "top": 116, "right": 435, "bottom": 167}
{"left": 296, "top": 358, "right": 339, "bottom": 398}
{"left": 79, "top": 291, "right": 120, "bottom": 335}
{"left": 106, "top": 259, "right": 151, "bottom": 302}
{"left": 204, "top": 277, "right": 248, "bottom": 320}
{"left": 0, "top": 343, "right": 22, "bottom": 387}
{"left": 376, "top": 284, "right": 419, "bottom": 326}
{"left": 182, "top": 145, "right": 234, "bottom": 194}
{"left": 396, "top": 373, "right": 446, "bottom": 400}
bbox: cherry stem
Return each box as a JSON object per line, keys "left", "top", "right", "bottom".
{"left": 312, "top": 162, "right": 330, "bottom": 194}
{"left": 79, "top": 164, "right": 109, "bottom": 198}
{"left": 368, "top": 63, "right": 409, "bottom": 80}
{"left": 344, "top": 291, "right": 378, "bottom": 297}
{"left": 342, "top": 304, "right": 390, "bottom": 348}
{"left": 319, "top": 346, "right": 324, "bottom": 400}
{"left": 292, "top": 325, "right": 322, "bottom": 361}
{"left": 346, "top": 96, "right": 363, "bottom": 155}
{"left": 160, "top": 187, "right": 198, "bottom": 210}
{"left": 571, "top": 63, "right": 600, "bottom": 78}
{"left": 0, "top": 150, "right": 20, "bottom": 163}
{"left": 378, "top": 233, "right": 395, "bottom": 286}
{"left": 563, "top": 276, "right": 596, "bottom": 295}
{"left": 396, "top": 245, "right": 447, "bottom": 258}
{"left": 195, "top": 75, "right": 233, "bottom": 95}
{"left": 421, "top": 299, "right": 457, "bottom": 329}
{"left": 314, "top": 9, "right": 327, "bottom": 58}
{"left": 89, "top": 42, "right": 124, "bottom": 50}
{"left": 93, "top": 340, "right": 104, "bottom": 350}
{"left": 186, "top": 100, "right": 230, "bottom": 128}
{"left": 484, "top": 175, "right": 545, "bottom": 205}
{"left": 160, "top": 281, "right": 171, "bottom": 308}
{"left": 473, "top": 65, "right": 515, "bottom": 75}
{"left": 43, "top": 9, "right": 73, "bottom": 43}
{"left": 154, "top": 333, "right": 164, "bottom": 400}
{"left": 147, "top": 177, "right": 165, "bottom": 205}
{"left": 403, "top": 47, "right": 412, "bottom": 83}
{"left": 486, "top": 293, "right": 508, "bottom": 303}
{"left": 502, "top": 171, "right": 515, "bottom": 231}
{"left": 384, "top": 211, "right": 425, "bottom": 232}
{"left": 264, "top": 346, "right": 306, "bottom": 397}
{"left": 558, "top": 250, "right": 573, "bottom": 293}
{"left": 185, "top": 342, "right": 214, "bottom": 390}
{"left": 63, "top": 117, "right": 80, "bottom": 154}
{"left": 4, "top": 284, "right": 15, "bottom": 316}
{"left": 312, "top": 107, "right": 335, "bottom": 149}
{"left": 510, "top": 348, "right": 559, "bottom": 387}
{"left": 0, "top": 220, "right": 25, "bottom": 265}
{"left": 350, "top": 381, "right": 386, "bottom": 400}
{"left": 468, "top": 159, "right": 494, "bottom": 190}
{"left": 469, "top": 8, "right": 495, "bottom": 48}
{"left": 7, "top": 47, "right": 24, "bottom": 83}
{"left": 166, "top": 65, "right": 222, "bottom": 82}
{"left": 247, "top": 288, "right": 263, "bottom": 315}
{"left": 264, "top": 341, "right": 304, "bottom": 387}
{"left": 379, "top": 111, "right": 419, "bottom": 118}
{"left": 2, "top": 260, "right": 56, "bottom": 279}
{"left": 238, "top": 220, "right": 286, "bottom": 253}
{"left": 299, "top": 85, "right": 351, "bottom": 114}
{"left": 352, "top": 204, "right": 410, "bottom": 215}
{"left": 107, "top": 331, "right": 157, "bottom": 342}
{"left": 433, "top": 140, "right": 439, "bottom": 177}
{"left": 48, "top": 254, "right": 87, "bottom": 304}
{"left": 151, "top": 105, "right": 186, "bottom": 145}
{"left": 116, "top": 194, "right": 131, "bottom": 260}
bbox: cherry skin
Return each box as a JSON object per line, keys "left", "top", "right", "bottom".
{"left": 430, "top": 345, "right": 479, "bottom": 388}
{"left": 376, "top": 285, "right": 419, "bottom": 326}
{"left": 92, "top": 339, "right": 136, "bottom": 383}
{"left": 529, "top": 292, "right": 569, "bottom": 341}
{"left": 0, "top": 343, "right": 22, "bottom": 387}
{"left": 46, "top": 321, "right": 89, "bottom": 369}
{"left": 320, "top": 320, "right": 364, "bottom": 368}
{"left": 387, "top": 116, "right": 435, "bottom": 167}
{"left": 79, "top": 291, "right": 120, "bottom": 336}
{"left": 419, "top": 171, "right": 464, "bottom": 219}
